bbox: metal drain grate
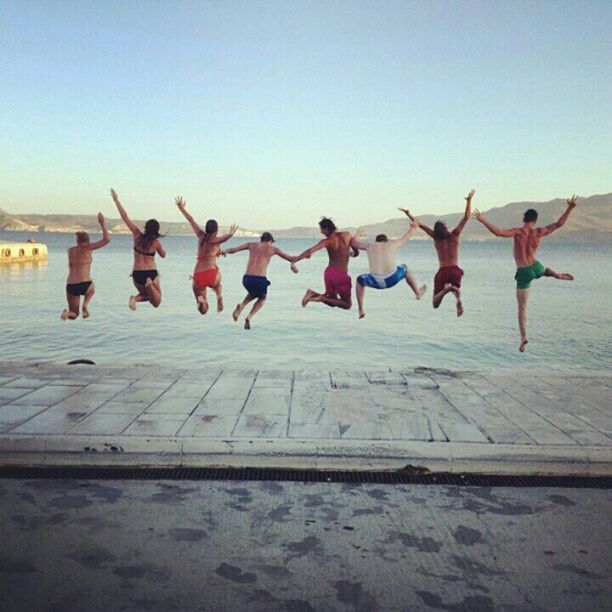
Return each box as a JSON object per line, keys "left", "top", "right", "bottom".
{"left": 0, "top": 466, "right": 609, "bottom": 488}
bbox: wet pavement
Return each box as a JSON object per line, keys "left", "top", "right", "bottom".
{"left": 1, "top": 478, "right": 610, "bottom": 611}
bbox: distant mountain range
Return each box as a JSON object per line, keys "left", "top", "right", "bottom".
{"left": 1, "top": 193, "right": 610, "bottom": 243}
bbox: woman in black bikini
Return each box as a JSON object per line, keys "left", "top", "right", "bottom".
{"left": 111, "top": 189, "right": 166, "bottom": 309}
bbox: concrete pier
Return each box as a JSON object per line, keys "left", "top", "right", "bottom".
{"left": 0, "top": 362, "right": 610, "bottom": 476}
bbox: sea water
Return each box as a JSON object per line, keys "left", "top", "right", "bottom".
{"left": 0, "top": 232, "right": 610, "bottom": 373}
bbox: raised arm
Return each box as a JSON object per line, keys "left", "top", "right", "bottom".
{"left": 221, "top": 242, "right": 251, "bottom": 256}
{"left": 88, "top": 213, "right": 111, "bottom": 250}
{"left": 294, "top": 237, "right": 329, "bottom": 262}
{"left": 175, "top": 196, "right": 204, "bottom": 237}
{"left": 473, "top": 210, "right": 518, "bottom": 238}
{"left": 110, "top": 189, "right": 140, "bottom": 237}
{"left": 539, "top": 195, "right": 579, "bottom": 236}
{"left": 399, "top": 207, "right": 434, "bottom": 239}
{"left": 350, "top": 228, "right": 369, "bottom": 251}
{"left": 211, "top": 224, "right": 238, "bottom": 245}
{"left": 452, "top": 189, "right": 475, "bottom": 235}
{"left": 396, "top": 219, "right": 419, "bottom": 246}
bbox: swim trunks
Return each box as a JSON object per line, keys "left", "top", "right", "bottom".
{"left": 192, "top": 267, "right": 218, "bottom": 289}
{"left": 357, "top": 264, "right": 407, "bottom": 289}
{"left": 434, "top": 265, "right": 464, "bottom": 295}
{"left": 66, "top": 281, "right": 92, "bottom": 296}
{"left": 324, "top": 266, "right": 352, "bottom": 301}
{"left": 242, "top": 274, "right": 271, "bottom": 299}
{"left": 132, "top": 270, "right": 159, "bottom": 285}
{"left": 515, "top": 260, "right": 545, "bottom": 289}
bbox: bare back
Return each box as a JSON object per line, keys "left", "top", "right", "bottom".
{"left": 434, "top": 234, "right": 460, "bottom": 267}
{"left": 245, "top": 243, "right": 275, "bottom": 276}
{"left": 67, "top": 246, "right": 93, "bottom": 283}
{"left": 133, "top": 235, "right": 162, "bottom": 271}
{"left": 513, "top": 226, "right": 542, "bottom": 268}
{"left": 196, "top": 236, "right": 221, "bottom": 272}
{"left": 325, "top": 231, "right": 353, "bottom": 271}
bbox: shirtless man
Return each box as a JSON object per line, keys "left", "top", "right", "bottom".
{"left": 474, "top": 195, "right": 578, "bottom": 352}
{"left": 350, "top": 217, "right": 426, "bottom": 319}
{"left": 403, "top": 189, "right": 475, "bottom": 317}
{"left": 176, "top": 196, "right": 237, "bottom": 314}
{"left": 220, "top": 232, "right": 298, "bottom": 329}
{"left": 295, "top": 217, "right": 356, "bottom": 309}
{"left": 61, "top": 213, "right": 110, "bottom": 320}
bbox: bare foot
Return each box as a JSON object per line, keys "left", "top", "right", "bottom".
{"left": 217, "top": 296, "right": 224, "bottom": 313}
{"left": 416, "top": 284, "right": 427, "bottom": 299}
{"left": 128, "top": 296, "right": 137, "bottom": 311}
{"left": 519, "top": 338, "right": 528, "bottom": 353}
{"left": 244, "top": 318, "right": 251, "bottom": 330}
{"left": 456, "top": 300, "right": 464, "bottom": 318}
{"left": 197, "top": 295, "right": 208, "bottom": 315}
{"left": 557, "top": 273, "right": 574, "bottom": 281}
{"left": 61, "top": 309, "right": 69, "bottom": 321}
{"left": 232, "top": 304, "right": 242, "bottom": 321}
{"left": 302, "top": 289, "right": 314, "bottom": 307}
{"left": 358, "top": 311, "right": 365, "bottom": 319}
{"left": 82, "top": 306, "right": 90, "bottom": 319}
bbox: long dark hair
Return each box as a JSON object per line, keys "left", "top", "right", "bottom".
{"left": 433, "top": 221, "right": 450, "bottom": 241}
{"left": 199, "top": 219, "right": 218, "bottom": 248}
{"left": 138, "top": 219, "right": 161, "bottom": 249}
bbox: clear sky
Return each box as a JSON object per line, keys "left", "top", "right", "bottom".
{"left": 1, "top": 0, "right": 610, "bottom": 228}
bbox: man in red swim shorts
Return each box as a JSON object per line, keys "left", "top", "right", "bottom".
{"left": 294, "top": 217, "right": 357, "bottom": 310}
{"left": 402, "top": 189, "right": 474, "bottom": 317}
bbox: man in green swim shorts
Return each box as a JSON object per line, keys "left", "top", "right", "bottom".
{"left": 474, "top": 195, "right": 579, "bottom": 352}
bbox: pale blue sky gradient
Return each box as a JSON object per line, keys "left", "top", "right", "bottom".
{"left": 1, "top": 0, "right": 610, "bottom": 228}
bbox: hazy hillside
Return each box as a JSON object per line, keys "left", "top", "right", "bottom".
{"left": 1, "top": 193, "right": 610, "bottom": 242}
{"left": 352, "top": 193, "right": 612, "bottom": 243}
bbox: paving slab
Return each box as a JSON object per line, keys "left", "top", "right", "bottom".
{"left": 0, "top": 362, "right": 610, "bottom": 476}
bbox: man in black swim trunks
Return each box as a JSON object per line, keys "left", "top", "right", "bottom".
{"left": 221, "top": 232, "right": 298, "bottom": 329}
{"left": 61, "top": 213, "right": 110, "bottom": 320}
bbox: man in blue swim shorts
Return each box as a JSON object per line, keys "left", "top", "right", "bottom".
{"left": 351, "top": 215, "right": 426, "bottom": 319}
{"left": 221, "top": 232, "right": 298, "bottom": 329}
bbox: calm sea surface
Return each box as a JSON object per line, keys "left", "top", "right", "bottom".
{"left": 1, "top": 232, "right": 610, "bottom": 373}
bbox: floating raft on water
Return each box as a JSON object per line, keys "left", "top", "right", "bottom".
{"left": 0, "top": 242, "right": 48, "bottom": 264}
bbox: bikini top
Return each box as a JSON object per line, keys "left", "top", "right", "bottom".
{"left": 134, "top": 246, "right": 156, "bottom": 257}
{"left": 197, "top": 247, "right": 220, "bottom": 261}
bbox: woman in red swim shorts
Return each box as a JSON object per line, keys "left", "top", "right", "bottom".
{"left": 176, "top": 196, "right": 237, "bottom": 314}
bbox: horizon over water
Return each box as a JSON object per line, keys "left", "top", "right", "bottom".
{"left": 0, "top": 232, "right": 610, "bottom": 374}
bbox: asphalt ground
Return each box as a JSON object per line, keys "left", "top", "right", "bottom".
{"left": 1, "top": 478, "right": 610, "bottom": 611}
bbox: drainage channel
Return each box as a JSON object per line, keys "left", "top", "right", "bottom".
{"left": 0, "top": 466, "right": 610, "bottom": 488}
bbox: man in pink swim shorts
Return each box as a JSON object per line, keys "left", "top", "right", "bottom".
{"left": 294, "top": 217, "right": 357, "bottom": 309}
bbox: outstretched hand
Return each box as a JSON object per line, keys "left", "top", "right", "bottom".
{"left": 473, "top": 209, "right": 485, "bottom": 222}
{"left": 398, "top": 207, "right": 412, "bottom": 218}
{"left": 175, "top": 196, "right": 186, "bottom": 210}
{"left": 465, "top": 189, "right": 475, "bottom": 202}
{"left": 97, "top": 212, "right": 105, "bottom": 225}
{"left": 228, "top": 224, "right": 238, "bottom": 235}
{"left": 110, "top": 188, "right": 119, "bottom": 203}
{"left": 567, "top": 194, "right": 579, "bottom": 208}
{"left": 290, "top": 262, "right": 298, "bottom": 274}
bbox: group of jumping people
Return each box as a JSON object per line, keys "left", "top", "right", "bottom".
{"left": 61, "top": 189, "right": 579, "bottom": 352}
